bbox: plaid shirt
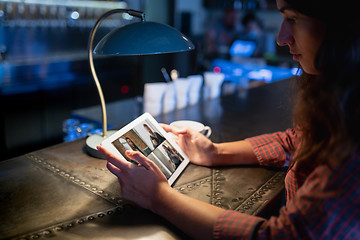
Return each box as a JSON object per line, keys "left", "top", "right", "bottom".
{"left": 213, "top": 129, "right": 360, "bottom": 239}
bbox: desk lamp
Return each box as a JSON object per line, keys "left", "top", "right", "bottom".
{"left": 86, "top": 9, "right": 195, "bottom": 158}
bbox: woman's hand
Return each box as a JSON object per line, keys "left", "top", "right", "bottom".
{"left": 98, "top": 144, "right": 225, "bottom": 240}
{"left": 160, "top": 124, "right": 218, "bottom": 167}
{"left": 97, "top": 145, "right": 170, "bottom": 211}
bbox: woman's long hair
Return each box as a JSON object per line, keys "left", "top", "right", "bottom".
{"left": 286, "top": 0, "right": 360, "bottom": 171}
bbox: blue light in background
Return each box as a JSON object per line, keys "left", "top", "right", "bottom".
{"left": 229, "top": 40, "right": 256, "bottom": 57}
{"left": 70, "top": 11, "right": 80, "bottom": 20}
{"left": 291, "top": 67, "right": 302, "bottom": 76}
{"left": 211, "top": 59, "right": 297, "bottom": 84}
{"left": 247, "top": 69, "right": 272, "bottom": 82}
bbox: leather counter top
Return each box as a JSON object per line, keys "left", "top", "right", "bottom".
{"left": 0, "top": 79, "right": 293, "bottom": 239}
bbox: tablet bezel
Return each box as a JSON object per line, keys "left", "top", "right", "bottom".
{"left": 101, "top": 112, "right": 189, "bottom": 186}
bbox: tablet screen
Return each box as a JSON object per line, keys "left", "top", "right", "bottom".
{"left": 101, "top": 113, "right": 189, "bottom": 185}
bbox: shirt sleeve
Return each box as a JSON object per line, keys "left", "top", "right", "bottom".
{"left": 213, "top": 162, "right": 359, "bottom": 239}
{"left": 213, "top": 210, "right": 265, "bottom": 239}
{"left": 245, "top": 128, "right": 299, "bottom": 167}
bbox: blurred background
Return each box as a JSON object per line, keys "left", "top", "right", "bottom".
{"left": 0, "top": 0, "right": 296, "bottom": 161}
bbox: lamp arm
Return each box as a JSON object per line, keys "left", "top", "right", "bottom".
{"left": 88, "top": 9, "right": 145, "bottom": 137}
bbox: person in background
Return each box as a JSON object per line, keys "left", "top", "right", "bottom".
{"left": 239, "top": 11, "right": 266, "bottom": 57}
{"left": 204, "top": 8, "right": 238, "bottom": 60}
{"left": 98, "top": 0, "right": 360, "bottom": 238}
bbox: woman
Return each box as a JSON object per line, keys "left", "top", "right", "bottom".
{"left": 143, "top": 123, "right": 166, "bottom": 148}
{"left": 98, "top": 0, "right": 360, "bottom": 238}
{"left": 125, "top": 137, "right": 145, "bottom": 155}
{"left": 162, "top": 144, "right": 182, "bottom": 168}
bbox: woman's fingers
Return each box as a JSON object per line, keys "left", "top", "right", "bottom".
{"left": 99, "top": 144, "right": 170, "bottom": 210}
{"left": 107, "top": 161, "right": 122, "bottom": 177}
{"left": 178, "top": 133, "right": 192, "bottom": 152}
{"left": 125, "top": 150, "right": 152, "bottom": 170}
{"left": 159, "top": 123, "right": 173, "bottom": 132}
{"left": 98, "top": 145, "right": 155, "bottom": 173}
{"left": 160, "top": 123, "right": 188, "bottom": 135}
{"left": 160, "top": 124, "right": 202, "bottom": 154}
{"left": 97, "top": 145, "right": 131, "bottom": 171}
{"left": 125, "top": 150, "right": 168, "bottom": 183}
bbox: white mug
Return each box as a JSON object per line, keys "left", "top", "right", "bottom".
{"left": 170, "top": 120, "right": 212, "bottom": 138}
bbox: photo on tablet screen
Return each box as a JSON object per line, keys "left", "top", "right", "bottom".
{"left": 110, "top": 118, "right": 185, "bottom": 179}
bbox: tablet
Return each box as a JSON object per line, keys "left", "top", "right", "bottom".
{"left": 101, "top": 112, "right": 189, "bottom": 186}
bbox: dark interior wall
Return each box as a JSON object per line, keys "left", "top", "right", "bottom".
{"left": 0, "top": 23, "right": 142, "bottom": 161}
{"left": 0, "top": 0, "right": 179, "bottom": 161}
{"left": 1, "top": 55, "right": 139, "bottom": 161}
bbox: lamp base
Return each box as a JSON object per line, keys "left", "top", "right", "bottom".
{"left": 85, "top": 130, "right": 118, "bottom": 159}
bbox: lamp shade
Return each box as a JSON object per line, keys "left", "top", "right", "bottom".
{"left": 94, "top": 21, "right": 195, "bottom": 55}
